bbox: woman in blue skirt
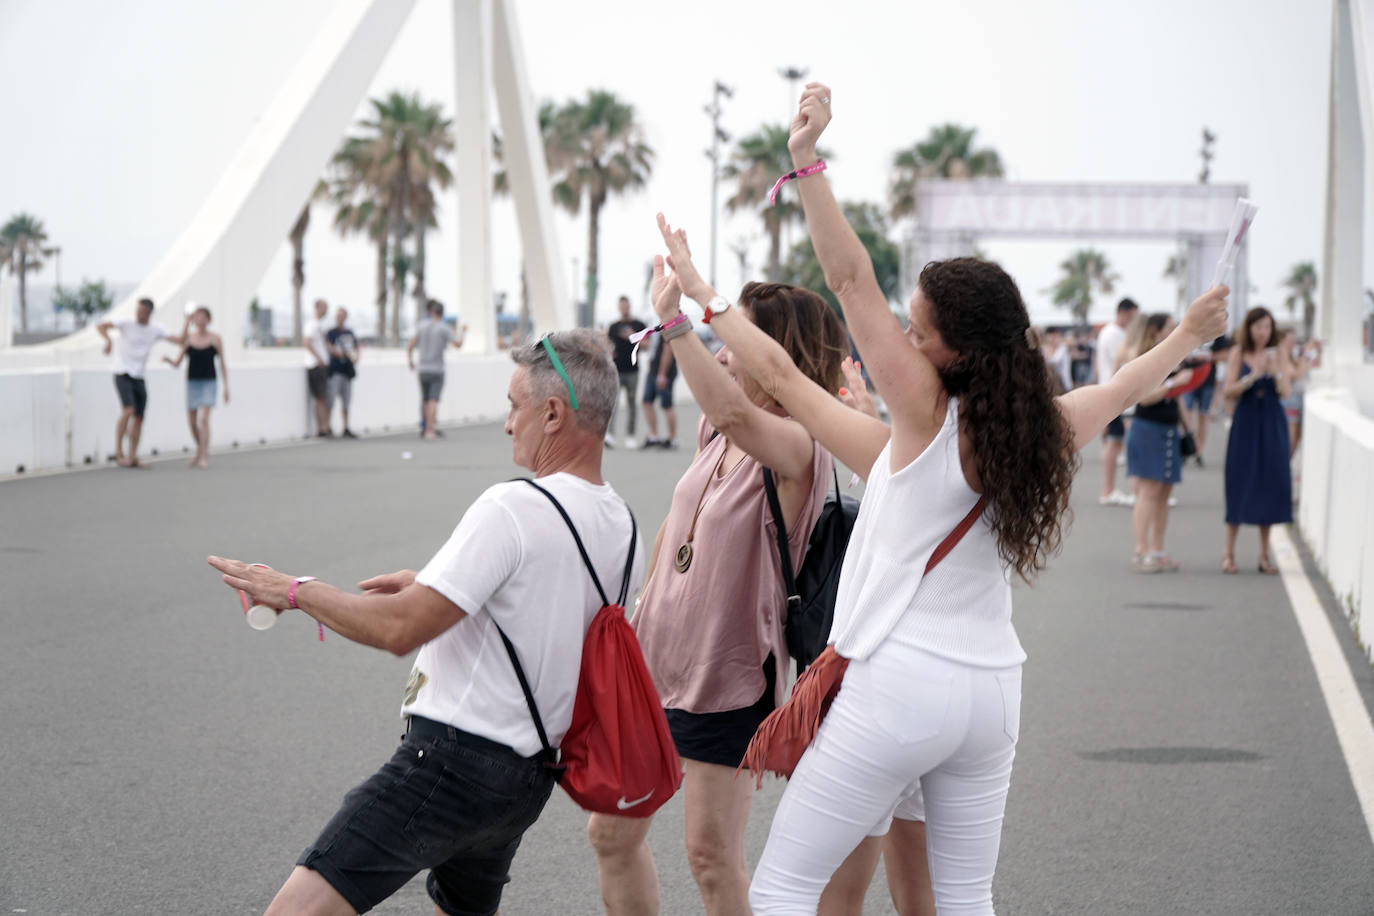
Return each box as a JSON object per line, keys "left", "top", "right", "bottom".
{"left": 1221, "top": 306, "right": 1291, "bottom": 574}
{"left": 1124, "top": 313, "right": 1193, "bottom": 572}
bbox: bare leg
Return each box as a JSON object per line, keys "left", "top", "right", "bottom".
{"left": 1131, "top": 481, "right": 1153, "bottom": 558}
{"left": 1101, "top": 438, "right": 1123, "bottom": 497}
{"left": 587, "top": 812, "right": 659, "bottom": 916}
{"left": 1195, "top": 412, "right": 1209, "bottom": 455}
{"left": 128, "top": 416, "right": 145, "bottom": 467}
{"left": 263, "top": 865, "right": 355, "bottom": 916}
{"left": 423, "top": 400, "right": 440, "bottom": 440}
{"left": 1289, "top": 421, "right": 1301, "bottom": 459}
{"left": 115, "top": 407, "right": 134, "bottom": 463}
{"left": 1223, "top": 523, "right": 1239, "bottom": 573}
{"left": 1150, "top": 484, "right": 1173, "bottom": 554}
{"left": 1258, "top": 524, "right": 1277, "bottom": 573}
{"left": 817, "top": 835, "right": 883, "bottom": 916}
{"left": 642, "top": 403, "right": 659, "bottom": 440}
{"left": 682, "top": 758, "right": 754, "bottom": 915}
{"left": 315, "top": 397, "right": 331, "bottom": 436}
{"left": 883, "top": 819, "right": 935, "bottom": 916}
{"left": 342, "top": 406, "right": 351, "bottom": 434}
{"left": 664, "top": 407, "right": 678, "bottom": 444}
{"left": 197, "top": 408, "right": 211, "bottom": 468}
{"left": 187, "top": 410, "right": 200, "bottom": 466}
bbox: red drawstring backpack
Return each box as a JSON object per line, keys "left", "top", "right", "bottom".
{"left": 494, "top": 479, "right": 683, "bottom": 817}
{"left": 742, "top": 496, "right": 988, "bottom": 784}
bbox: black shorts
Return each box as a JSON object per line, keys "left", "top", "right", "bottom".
{"left": 665, "top": 655, "right": 776, "bottom": 768}
{"left": 298, "top": 718, "right": 557, "bottom": 915}
{"left": 419, "top": 371, "right": 445, "bottom": 403}
{"left": 307, "top": 365, "right": 329, "bottom": 401}
{"left": 114, "top": 373, "right": 148, "bottom": 418}
{"left": 641, "top": 366, "right": 677, "bottom": 409}
{"left": 1105, "top": 414, "right": 1126, "bottom": 440}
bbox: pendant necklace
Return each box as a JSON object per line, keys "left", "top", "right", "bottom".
{"left": 674, "top": 448, "right": 729, "bottom": 573}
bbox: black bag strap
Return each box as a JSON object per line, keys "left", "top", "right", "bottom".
{"left": 761, "top": 468, "right": 801, "bottom": 611}
{"left": 490, "top": 478, "right": 639, "bottom": 766}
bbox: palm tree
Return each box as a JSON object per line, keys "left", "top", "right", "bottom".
{"left": 1047, "top": 249, "right": 1118, "bottom": 324}
{"left": 543, "top": 90, "right": 654, "bottom": 315}
{"left": 782, "top": 202, "right": 900, "bottom": 312}
{"left": 724, "top": 125, "right": 830, "bottom": 282}
{"left": 288, "top": 180, "right": 330, "bottom": 344}
{"left": 330, "top": 92, "right": 454, "bottom": 344}
{"left": 889, "top": 124, "right": 1005, "bottom": 222}
{"left": 1, "top": 213, "right": 50, "bottom": 333}
{"left": 1282, "top": 262, "right": 1318, "bottom": 339}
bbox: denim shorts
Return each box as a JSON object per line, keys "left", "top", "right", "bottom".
{"left": 419, "top": 371, "right": 445, "bottom": 402}
{"left": 641, "top": 366, "right": 677, "bottom": 409}
{"left": 186, "top": 379, "right": 217, "bottom": 410}
{"left": 298, "top": 718, "right": 557, "bottom": 915}
{"left": 1183, "top": 381, "right": 1214, "bottom": 413}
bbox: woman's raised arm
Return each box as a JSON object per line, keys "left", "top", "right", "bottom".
{"left": 656, "top": 215, "right": 890, "bottom": 480}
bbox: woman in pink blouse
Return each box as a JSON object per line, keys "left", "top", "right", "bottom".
{"left": 585, "top": 273, "right": 847, "bottom": 915}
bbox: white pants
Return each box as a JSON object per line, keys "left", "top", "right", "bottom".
{"left": 750, "top": 642, "right": 1022, "bottom": 915}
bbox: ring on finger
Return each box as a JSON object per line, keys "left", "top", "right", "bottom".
{"left": 820, "top": 96, "right": 830, "bottom": 104}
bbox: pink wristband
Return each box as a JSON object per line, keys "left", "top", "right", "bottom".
{"left": 288, "top": 576, "right": 317, "bottom": 609}
{"left": 768, "top": 159, "right": 827, "bottom": 206}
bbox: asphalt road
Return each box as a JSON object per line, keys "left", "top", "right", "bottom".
{"left": 2, "top": 406, "right": 1371, "bottom": 915}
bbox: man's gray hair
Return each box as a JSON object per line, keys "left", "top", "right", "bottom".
{"left": 511, "top": 329, "right": 618, "bottom": 437}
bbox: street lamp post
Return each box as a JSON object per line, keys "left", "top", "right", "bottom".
{"left": 704, "top": 81, "right": 733, "bottom": 289}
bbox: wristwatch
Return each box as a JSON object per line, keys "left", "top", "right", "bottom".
{"left": 702, "top": 295, "right": 732, "bottom": 324}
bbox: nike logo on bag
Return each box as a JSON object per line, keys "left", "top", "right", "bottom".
{"left": 616, "top": 790, "right": 654, "bottom": 810}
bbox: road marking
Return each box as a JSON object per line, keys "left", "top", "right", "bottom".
{"left": 1272, "top": 526, "right": 1374, "bottom": 848}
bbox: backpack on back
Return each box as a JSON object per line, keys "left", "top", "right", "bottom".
{"left": 494, "top": 479, "right": 682, "bottom": 817}
{"left": 763, "top": 466, "right": 860, "bottom": 673}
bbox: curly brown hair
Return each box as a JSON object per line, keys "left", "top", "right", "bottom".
{"left": 918, "top": 258, "right": 1078, "bottom": 582}
{"left": 740, "top": 281, "right": 849, "bottom": 395}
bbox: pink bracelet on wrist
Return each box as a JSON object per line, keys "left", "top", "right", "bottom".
{"left": 288, "top": 576, "right": 317, "bottom": 610}
{"left": 628, "top": 313, "right": 691, "bottom": 366}
{"left": 768, "top": 159, "right": 827, "bottom": 206}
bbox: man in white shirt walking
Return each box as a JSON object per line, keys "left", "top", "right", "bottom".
{"left": 96, "top": 298, "right": 187, "bottom": 468}
{"left": 303, "top": 298, "right": 331, "bottom": 437}
{"left": 210, "top": 329, "right": 640, "bottom": 916}
{"left": 1095, "top": 297, "right": 1139, "bottom": 504}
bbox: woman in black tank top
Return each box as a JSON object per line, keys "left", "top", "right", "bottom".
{"left": 163, "top": 305, "right": 228, "bottom": 469}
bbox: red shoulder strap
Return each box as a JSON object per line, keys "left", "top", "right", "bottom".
{"left": 924, "top": 496, "right": 988, "bottom": 573}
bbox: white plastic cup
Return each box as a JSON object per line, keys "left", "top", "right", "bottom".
{"left": 238, "top": 563, "right": 281, "bottom": 630}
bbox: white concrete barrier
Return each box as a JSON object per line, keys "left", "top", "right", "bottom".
{"left": 1299, "top": 387, "right": 1374, "bottom": 662}
{"left": 1, "top": 351, "right": 513, "bottom": 474}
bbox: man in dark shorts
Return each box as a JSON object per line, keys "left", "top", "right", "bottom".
{"left": 640, "top": 335, "right": 678, "bottom": 449}
{"left": 325, "top": 306, "right": 360, "bottom": 438}
{"left": 208, "top": 330, "right": 640, "bottom": 916}
{"left": 606, "top": 295, "right": 647, "bottom": 448}
{"left": 96, "top": 297, "right": 187, "bottom": 467}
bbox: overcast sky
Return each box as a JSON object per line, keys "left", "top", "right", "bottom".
{"left": 0, "top": 0, "right": 1352, "bottom": 333}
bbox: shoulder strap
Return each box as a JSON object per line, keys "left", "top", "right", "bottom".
{"left": 761, "top": 468, "right": 801, "bottom": 610}
{"left": 925, "top": 496, "right": 988, "bottom": 573}
{"left": 491, "top": 621, "right": 559, "bottom": 766}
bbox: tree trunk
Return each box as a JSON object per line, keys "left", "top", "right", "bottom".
{"left": 586, "top": 194, "right": 602, "bottom": 322}
{"left": 1303, "top": 298, "right": 1315, "bottom": 341}
{"left": 390, "top": 154, "right": 411, "bottom": 346}
{"left": 17, "top": 246, "right": 28, "bottom": 333}
{"left": 289, "top": 204, "right": 310, "bottom": 344}
{"left": 413, "top": 224, "right": 427, "bottom": 328}
{"left": 767, "top": 222, "right": 782, "bottom": 282}
{"left": 375, "top": 237, "right": 387, "bottom": 343}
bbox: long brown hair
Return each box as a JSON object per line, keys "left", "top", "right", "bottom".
{"left": 740, "top": 282, "right": 848, "bottom": 395}
{"left": 1238, "top": 306, "right": 1276, "bottom": 353}
{"left": 919, "top": 258, "right": 1078, "bottom": 582}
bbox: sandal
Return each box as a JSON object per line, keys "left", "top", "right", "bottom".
{"left": 1146, "top": 552, "right": 1181, "bottom": 573}
{"left": 1257, "top": 557, "right": 1279, "bottom": 575}
{"left": 1222, "top": 556, "right": 1238, "bottom": 574}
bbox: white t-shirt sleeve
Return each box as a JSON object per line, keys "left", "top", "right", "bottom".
{"left": 415, "top": 487, "right": 523, "bottom": 615}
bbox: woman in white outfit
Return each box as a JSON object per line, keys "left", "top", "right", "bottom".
{"left": 651, "top": 82, "right": 1231, "bottom": 916}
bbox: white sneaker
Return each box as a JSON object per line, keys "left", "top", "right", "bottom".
{"left": 604, "top": 434, "right": 616, "bottom": 448}
{"left": 623, "top": 437, "right": 639, "bottom": 450}
{"left": 1167, "top": 496, "right": 1178, "bottom": 507}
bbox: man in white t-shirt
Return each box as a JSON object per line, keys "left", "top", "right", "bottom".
{"left": 302, "top": 298, "right": 331, "bottom": 437}
{"left": 96, "top": 298, "right": 187, "bottom": 468}
{"left": 210, "top": 329, "right": 641, "bottom": 916}
{"left": 1094, "top": 297, "right": 1139, "bottom": 504}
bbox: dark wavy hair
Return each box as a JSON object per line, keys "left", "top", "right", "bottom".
{"left": 740, "top": 282, "right": 849, "bottom": 395}
{"left": 918, "top": 258, "right": 1078, "bottom": 582}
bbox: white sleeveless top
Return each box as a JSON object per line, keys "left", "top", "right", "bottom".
{"left": 830, "top": 398, "right": 1026, "bottom": 667}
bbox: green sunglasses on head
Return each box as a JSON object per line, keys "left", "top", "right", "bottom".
{"left": 536, "top": 333, "right": 579, "bottom": 411}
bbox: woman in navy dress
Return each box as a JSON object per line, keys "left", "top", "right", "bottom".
{"left": 1222, "top": 307, "right": 1291, "bottom": 574}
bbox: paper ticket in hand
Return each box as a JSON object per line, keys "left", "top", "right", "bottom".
{"left": 1212, "top": 198, "right": 1259, "bottom": 289}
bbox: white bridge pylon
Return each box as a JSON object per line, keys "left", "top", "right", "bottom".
{"left": 27, "top": 0, "right": 567, "bottom": 360}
